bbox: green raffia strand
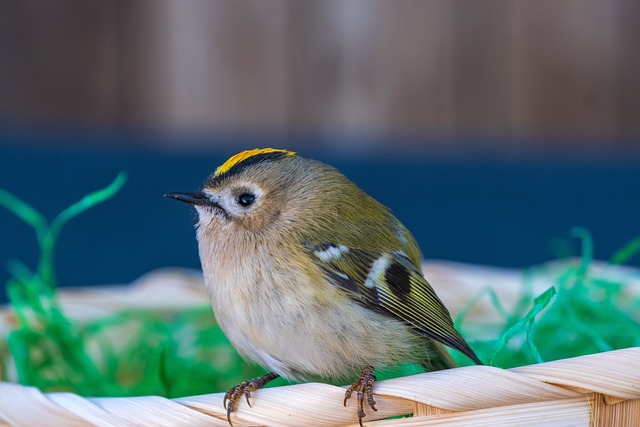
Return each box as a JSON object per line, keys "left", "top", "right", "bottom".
{"left": 488, "top": 286, "right": 556, "bottom": 365}
{"left": 454, "top": 228, "right": 640, "bottom": 369}
{"left": 0, "top": 172, "right": 128, "bottom": 290}
{"left": 2, "top": 174, "right": 640, "bottom": 396}
{"left": 42, "top": 172, "right": 128, "bottom": 287}
{"left": 611, "top": 237, "right": 640, "bottom": 265}
{"left": 2, "top": 174, "right": 126, "bottom": 395}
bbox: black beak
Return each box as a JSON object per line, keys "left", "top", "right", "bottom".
{"left": 164, "top": 191, "right": 211, "bottom": 206}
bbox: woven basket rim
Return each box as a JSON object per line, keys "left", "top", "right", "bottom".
{"left": 0, "top": 348, "right": 638, "bottom": 426}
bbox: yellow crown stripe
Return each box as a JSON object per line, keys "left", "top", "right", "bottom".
{"left": 214, "top": 148, "right": 295, "bottom": 177}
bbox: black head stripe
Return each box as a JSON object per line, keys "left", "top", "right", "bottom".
{"left": 207, "top": 151, "right": 293, "bottom": 185}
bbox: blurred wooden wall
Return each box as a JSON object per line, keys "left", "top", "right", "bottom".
{"left": 1, "top": 0, "right": 639, "bottom": 151}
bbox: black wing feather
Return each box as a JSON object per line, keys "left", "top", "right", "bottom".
{"left": 307, "top": 243, "right": 482, "bottom": 365}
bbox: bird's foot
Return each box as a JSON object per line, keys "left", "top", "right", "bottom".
{"left": 344, "top": 365, "right": 377, "bottom": 427}
{"left": 223, "top": 372, "right": 279, "bottom": 426}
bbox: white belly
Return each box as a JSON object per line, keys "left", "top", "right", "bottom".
{"left": 204, "top": 263, "right": 420, "bottom": 380}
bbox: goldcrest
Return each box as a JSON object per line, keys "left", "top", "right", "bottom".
{"left": 166, "top": 148, "right": 481, "bottom": 426}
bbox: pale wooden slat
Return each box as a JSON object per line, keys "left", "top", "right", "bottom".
{"left": 0, "top": 383, "right": 90, "bottom": 427}
{"left": 177, "top": 384, "right": 414, "bottom": 427}
{"left": 47, "top": 392, "right": 146, "bottom": 427}
{"left": 376, "top": 365, "right": 580, "bottom": 411}
{"left": 512, "top": 348, "right": 640, "bottom": 399}
{"left": 89, "top": 395, "right": 224, "bottom": 427}
{"left": 364, "top": 397, "right": 593, "bottom": 427}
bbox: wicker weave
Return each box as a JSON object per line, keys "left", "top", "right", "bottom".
{"left": 0, "top": 262, "right": 638, "bottom": 426}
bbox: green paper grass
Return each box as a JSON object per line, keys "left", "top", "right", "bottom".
{"left": 1, "top": 176, "right": 639, "bottom": 398}
{"left": 455, "top": 227, "right": 640, "bottom": 368}
{"left": 1, "top": 173, "right": 129, "bottom": 393}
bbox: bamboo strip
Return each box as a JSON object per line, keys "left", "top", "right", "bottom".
{"left": 375, "top": 365, "right": 580, "bottom": 411}
{"left": 364, "top": 397, "right": 594, "bottom": 426}
{"left": 88, "top": 396, "right": 220, "bottom": 427}
{"left": 46, "top": 393, "right": 135, "bottom": 427}
{"left": 0, "top": 348, "right": 637, "bottom": 427}
{"left": 177, "top": 383, "right": 414, "bottom": 427}
{"left": 591, "top": 393, "right": 640, "bottom": 427}
{"left": 0, "top": 383, "right": 88, "bottom": 427}
{"left": 512, "top": 349, "right": 640, "bottom": 399}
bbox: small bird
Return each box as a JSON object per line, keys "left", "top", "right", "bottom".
{"left": 166, "top": 148, "right": 482, "bottom": 426}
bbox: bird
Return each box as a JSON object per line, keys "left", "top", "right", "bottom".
{"left": 166, "top": 148, "right": 482, "bottom": 426}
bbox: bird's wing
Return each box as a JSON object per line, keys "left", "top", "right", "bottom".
{"left": 305, "top": 242, "right": 482, "bottom": 365}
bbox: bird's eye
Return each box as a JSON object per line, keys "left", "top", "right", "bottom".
{"left": 237, "top": 193, "right": 256, "bottom": 207}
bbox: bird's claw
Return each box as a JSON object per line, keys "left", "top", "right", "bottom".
{"left": 223, "top": 372, "right": 279, "bottom": 426}
{"left": 344, "top": 366, "right": 377, "bottom": 427}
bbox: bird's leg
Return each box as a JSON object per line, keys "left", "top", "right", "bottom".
{"left": 223, "top": 372, "right": 279, "bottom": 426}
{"left": 344, "top": 365, "right": 377, "bottom": 427}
